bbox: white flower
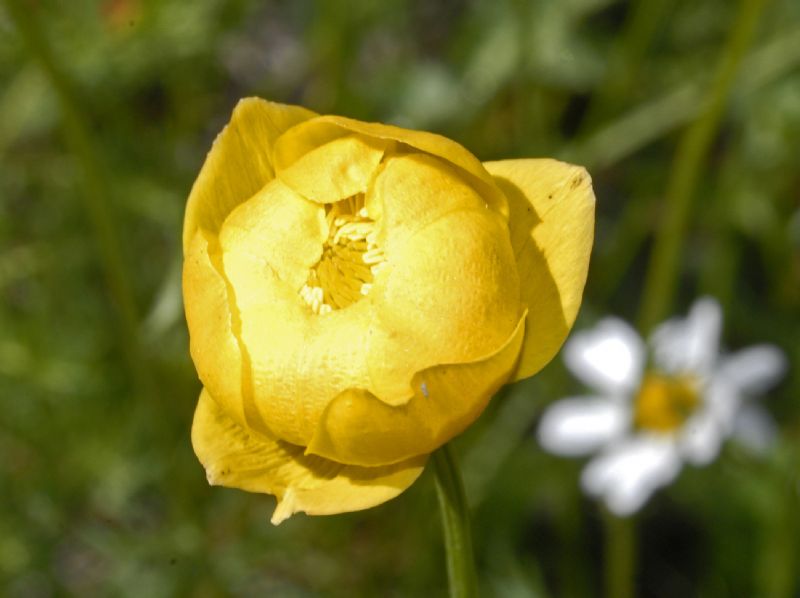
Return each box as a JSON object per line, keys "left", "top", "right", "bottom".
{"left": 538, "top": 298, "right": 786, "bottom": 516}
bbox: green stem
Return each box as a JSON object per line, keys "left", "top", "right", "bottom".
{"left": 638, "top": 0, "right": 769, "bottom": 333}
{"left": 759, "top": 500, "right": 798, "bottom": 598}
{"left": 604, "top": 511, "right": 636, "bottom": 598}
{"left": 756, "top": 445, "right": 800, "bottom": 598}
{"left": 5, "top": 0, "right": 150, "bottom": 390}
{"left": 433, "top": 444, "right": 478, "bottom": 598}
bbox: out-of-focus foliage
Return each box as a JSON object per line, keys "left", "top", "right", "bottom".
{"left": 0, "top": 0, "right": 798, "bottom": 596}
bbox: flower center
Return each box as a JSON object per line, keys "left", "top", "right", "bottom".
{"left": 633, "top": 372, "right": 700, "bottom": 433}
{"left": 300, "top": 194, "right": 385, "bottom": 314}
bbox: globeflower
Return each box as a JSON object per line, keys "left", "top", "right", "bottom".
{"left": 537, "top": 298, "right": 786, "bottom": 516}
{"left": 183, "top": 98, "right": 595, "bottom": 523}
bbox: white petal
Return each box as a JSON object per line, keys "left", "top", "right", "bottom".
{"left": 581, "top": 436, "right": 681, "bottom": 516}
{"left": 563, "top": 318, "right": 644, "bottom": 395}
{"left": 707, "top": 372, "right": 752, "bottom": 429}
{"left": 679, "top": 411, "right": 724, "bottom": 466}
{"left": 732, "top": 405, "right": 776, "bottom": 454}
{"left": 718, "top": 345, "right": 787, "bottom": 395}
{"left": 537, "top": 397, "right": 629, "bottom": 456}
{"left": 651, "top": 297, "right": 722, "bottom": 377}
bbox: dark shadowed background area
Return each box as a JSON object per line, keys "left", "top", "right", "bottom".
{"left": 1, "top": 0, "right": 799, "bottom": 595}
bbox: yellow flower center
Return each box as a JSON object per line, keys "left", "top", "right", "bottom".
{"left": 300, "top": 194, "right": 385, "bottom": 314}
{"left": 633, "top": 372, "right": 700, "bottom": 433}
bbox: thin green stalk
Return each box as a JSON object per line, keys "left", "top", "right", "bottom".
{"left": 756, "top": 443, "right": 800, "bottom": 598}
{"left": 604, "top": 511, "right": 636, "bottom": 598}
{"left": 5, "top": 0, "right": 150, "bottom": 390}
{"left": 759, "top": 493, "right": 798, "bottom": 598}
{"left": 433, "top": 444, "right": 478, "bottom": 598}
{"left": 638, "top": 0, "right": 769, "bottom": 333}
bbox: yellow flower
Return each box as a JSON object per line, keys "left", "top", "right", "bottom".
{"left": 183, "top": 98, "right": 595, "bottom": 524}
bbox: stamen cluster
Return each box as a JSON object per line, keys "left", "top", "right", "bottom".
{"left": 300, "top": 194, "right": 385, "bottom": 314}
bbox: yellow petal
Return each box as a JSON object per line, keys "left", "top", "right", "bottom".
{"left": 219, "top": 178, "right": 327, "bottom": 292}
{"left": 274, "top": 132, "right": 389, "bottom": 203}
{"left": 183, "top": 229, "right": 248, "bottom": 427}
{"left": 364, "top": 154, "right": 521, "bottom": 401}
{"left": 182, "top": 98, "right": 317, "bottom": 254}
{"left": 218, "top": 182, "right": 374, "bottom": 446}
{"left": 216, "top": 152, "right": 522, "bottom": 446}
{"left": 483, "top": 159, "right": 595, "bottom": 381}
{"left": 365, "top": 152, "right": 489, "bottom": 249}
{"left": 192, "top": 389, "right": 427, "bottom": 524}
{"left": 274, "top": 115, "right": 508, "bottom": 218}
{"left": 307, "top": 313, "right": 527, "bottom": 467}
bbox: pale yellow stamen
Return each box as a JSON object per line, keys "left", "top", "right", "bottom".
{"left": 300, "top": 194, "right": 385, "bottom": 314}
{"left": 633, "top": 372, "right": 700, "bottom": 433}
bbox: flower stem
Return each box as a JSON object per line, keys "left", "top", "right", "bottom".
{"left": 433, "top": 444, "right": 478, "bottom": 598}
{"left": 604, "top": 511, "right": 636, "bottom": 598}
{"left": 757, "top": 453, "right": 799, "bottom": 598}
{"left": 637, "top": 0, "right": 769, "bottom": 333}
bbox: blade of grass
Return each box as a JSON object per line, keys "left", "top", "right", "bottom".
{"left": 638, "top": 0, "right": 770, "bottom": 332}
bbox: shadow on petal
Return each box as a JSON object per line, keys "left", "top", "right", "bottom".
{"left": 485, "top": 159, "right": 595, "bottom": 382}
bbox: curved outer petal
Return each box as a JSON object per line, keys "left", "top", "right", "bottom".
{"left": 183, "top": 229, "right": 248, "bottom": 427}
{"left": 275, "top": 133, "right": 389, "bottom": 203}
{"left": 273, "top": 115, "right": 509, "bottom": 218}
{"left": 306, "top": 313, "right": 527, "bottom": 467}
{"left": 563, "top": 317, "right": 645, "bottom": 396}
{"left": 537, "top": 396, "right": 629, "bottom": 457}
{"left": 365, "top": 153, "right": 521, "bottom": 403}
{"left": 182, "top": 98, "right": 317, "bottom": 253}
{"left": 483, "top": 159, "right": 595, "bottom": 381}
{"left": 192, "top": 389, "right": 427, "bottom": 525}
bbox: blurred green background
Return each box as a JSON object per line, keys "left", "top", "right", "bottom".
{"left": 1, "top": 0, "right": 799, "bottom": 595}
